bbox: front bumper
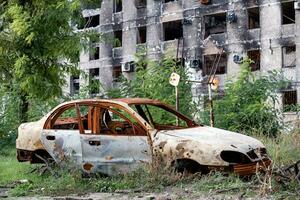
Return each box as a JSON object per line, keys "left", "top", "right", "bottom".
{"left": 233, "top": 159, "right": 272, "bottom": 176}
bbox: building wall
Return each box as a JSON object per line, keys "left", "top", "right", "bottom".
{"left": 72, "top": 0, "right": 300, "bottom": 113}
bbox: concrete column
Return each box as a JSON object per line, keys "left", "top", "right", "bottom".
{"left": 295, "top": 4, "right": 300, "bottom": 104}
{"left": 260, "top": 0, "right": 282, "bottom": 110}
{"left": 99, "top": 0, "right": 114, "bottom": 89}
{"left": 226, "top": 0, "right": 248, "bottom": 76}
{"left": 260, "top": 0, "right": 282, "bottom": 72}
{"left": 147, "top": 0, "right": 162, "bottom": 60}
{"left": 122, "top": 0, "right": 137, "bottom": 62}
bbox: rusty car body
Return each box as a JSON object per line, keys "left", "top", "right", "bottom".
{"left": 16, "top": 98, "right": 271, "bottom": 175}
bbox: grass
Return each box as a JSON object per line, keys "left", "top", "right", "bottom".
{"left": 0, "top": 132, "right": 299, "bottom": 198}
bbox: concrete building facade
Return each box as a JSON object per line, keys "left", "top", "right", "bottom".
{"left": 69, "top": 0, "right": 300, "bottom": 120}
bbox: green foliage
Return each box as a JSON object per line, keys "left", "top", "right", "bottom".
{"left": 202, "top": 59, "right": 288, "bottom": 137}
{"left": 107, "top": 54, "right": 196, "bottom": 118}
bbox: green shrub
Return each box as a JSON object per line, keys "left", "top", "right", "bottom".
{"left": 202, "top": 59, "right": 288, "bottom": 137}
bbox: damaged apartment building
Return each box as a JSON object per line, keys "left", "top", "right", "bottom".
{"left": 68, "top": 0, "right": 300, "bottom": 120}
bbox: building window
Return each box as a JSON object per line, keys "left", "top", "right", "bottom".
{"left": 282, "top": 45, "right": 296, "bottom": 68}
{"left": 248, "top": 50, "right": 260, "bottom": 71}
{"left": 204, "top": 12, "right": 227, "bottom": 38}
{"left": 84, "top": 15, "right": 100, "bottom": 29}
{"left": 70, "top": 75, "right": 80, "bottom": 95}
{"left": 89, "top": 68, "right": 100, "bottom": 94}
{"left": 283, "top": 90, "right": 297, "bottom": 112}
{"left": 203, "top": 53, "right": 227, "bottom": 75}
{"left": 114, "top": 30, "right": 122, "bottom": 48}
{"left": 89, "top": 46, "right": 99, "bottom": 60}
{"left": 113, "top": 65, "right": 122, "bottom": 82}
{"left": 137, "top": 26, "right": 146, "bottom": 44}
{"left": 248, "top": 7, "right": 260, "bottom": 29}
{"left": 282, "top": 2, "right": 295, "bottom": 24}
{"left": 163, "top": 20, "right": 183, "bottom": 41}
{"left": 135, "top": 0, "right": 146, "bottom": 8}
{"left": 113, "top": 0, "right": 122, "bottom": 13}
{"left": 164, "top": 0, "right": 175, "bottom": 3}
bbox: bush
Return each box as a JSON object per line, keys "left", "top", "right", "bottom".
{"left": 202, "top": 59, "right": 288, "bottom": 137}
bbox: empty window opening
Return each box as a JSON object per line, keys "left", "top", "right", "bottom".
{"left": 89, "top": 46, "right": 99, "bottom": 60}
{"left": 248, "top": 7, "right": 260, "bottom": 29}
{"left": 283, "top": 90, "right": 297, "bottom": 112}
{"left": 283, "top": 45, "right": 296, "bottom": 68}
{"left": 164, "top": 0, "right": 175, "bottom": 3}
{"left": 89, "top": 68, "right": 99, "bottom": 78}
{"left": 282, "top": 2, "right": 295, "bottom": 24}
{"left": 113, "top": 65, "right": 122, "bottom": 82}
{"left": 204, "top": 12, "right": 227, "bottom": 38}
{"left": 113, "top": 0, "right": 122, "bottom": 13}
{"left": 163, "top": 20, "right": 183, "bottom": 41}
{"left": 114, "top": 30, "right": 122, "bottom": 48}
{"left": 137, "top": 26, "right": 147, "bottom": 44}
{"left": 70, "top": 75, "right": 80, "bottom": 95}
{"left": 203, "top": 53, "right": 227, "bottom": 75}
{"left": 248, "top": 50, "right": 260, "bottom": 71}
{"left": 84, "top": 15, "right": 100, "bottom": 28}
{"left": 135, "top": 0, "right": 146, "bottom": 8}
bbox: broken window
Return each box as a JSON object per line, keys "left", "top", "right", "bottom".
{"left": 70, "top": 75, "right": 80, "bottom": 95}
{"left": 113, "top": 30, "right": 122, "bottom": 48}
{"left": 113, "top": 0, "right": 122, "bottom": 13}
{"left": 113, "top": 65, "right": 122, "bottom": 82}
{"left": 248, "top": 7, "right": 260, "bottom": 29}
{"left": 248, "top": 50, "right": 260, "bottom": 71}
{"left": 100, "top": 107, "right": 146, "bottom": 136}
{"left": 89, "top": 68, "right": 100, "bottom": 95}
{"left": 84, "top": 15, "right": 100, "bottom": 29}
{"left": 283, "top": 90, "right": 297, "bottom": 112}
{"left": 163, "top": 20, "right": 183, "bottom": 41}
{"left": 137, "top": 26, "right": 147, "bottom": 44}
{"left": 135, "top": 0, "right": 146, "bottom": 8}
{"left": 203, "top": 53, "right": 227, "bottom": 76}
{"left": 204, "top": 12, "right": 227, "bottom": 38}
{"left": 282, "top": 1, "right": 295, "bottom": 24}
{"left": 282, "top": 45, "right": 296, "bottom": 68}
{"left": 89, "top": 46, "right": 99, "bottom": 60}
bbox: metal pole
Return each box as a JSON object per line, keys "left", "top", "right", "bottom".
{"left": 208, "top": 84, "right": 214, "bottom": 127}
{"left": 175, "top": 86, "right": 179, "bottom": 126}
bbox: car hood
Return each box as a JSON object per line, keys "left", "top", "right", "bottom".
{"left": 157, "top": 126, "right": 265, "bottom": 153}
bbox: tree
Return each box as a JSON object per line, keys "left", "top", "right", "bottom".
{"left": 202, "top": 59, "right": 288, "bottom": 137}
{"left": 0, "top": 0, "right": 100, "bottom": 122}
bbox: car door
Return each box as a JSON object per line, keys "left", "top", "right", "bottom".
{"left": 41, "top": 104, "right": 84, "bottom": 166}
{"left": 80, "top": 105, "right": 151, "bottom": 175}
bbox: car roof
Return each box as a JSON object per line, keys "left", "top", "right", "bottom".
{"left": 56, "top": 98, "right": 165, "bottom": 108}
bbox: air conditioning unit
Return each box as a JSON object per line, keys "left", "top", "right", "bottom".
{"left": 122, "top": 61, "right": 135, "bottom": 72}
{"left": 183, "top": 18, "right": 193, "bottom": 25}
{"left": 190, "top": 59, "right": 202, "bottom": 69}
{"left": 233, "top": 54, "right": 244, "bottom": 64}
{"left": 227, "top": 11, "right": 237, "bottom": 23}
{"left": 295, "top": 1, "right": 300, "bottom": 10}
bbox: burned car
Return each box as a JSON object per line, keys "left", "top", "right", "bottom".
{"left": 17, "top": 98, "right": 271, "bottom": 175}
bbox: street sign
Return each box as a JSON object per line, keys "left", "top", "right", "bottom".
{"left": 169, "top": 72, "right": 180, "bottom": 87}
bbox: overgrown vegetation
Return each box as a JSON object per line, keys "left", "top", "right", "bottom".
{"left": 202, "top": 59, "right": 289, "bottom": 137}
{"left": 107, "top": 53, "right": 196, "bottom": 119}
{"left": 0, "top": 132, "right": 299, "bottom": 198}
